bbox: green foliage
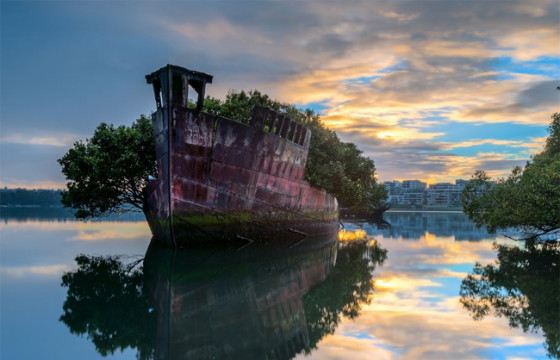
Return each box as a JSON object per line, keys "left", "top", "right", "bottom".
{"left": 462, "top": 113, "right": 560, "bottom": 238}
{"left": 60, "top": 255, "right": 155, "bottom": 359}
{"left": 58, "top": 116, "right": 156, "bottom": 218}
{"left": 545, "top": 113, "right": 560, "bottom": 155}
{"left": 204, "top": 90, "right": 387, "bottom": 212}
{"left": 460, "top": 241, "right": 560, "bottom": 358}
{"left": 59, "top": 90, "right": 386, "bottom": 218}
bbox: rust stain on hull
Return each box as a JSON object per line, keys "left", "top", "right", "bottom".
{"left": 145, "top": 65, "right": 339, "bottom": 247}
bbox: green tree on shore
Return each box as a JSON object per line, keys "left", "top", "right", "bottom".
{"left": 460, "top": 113, "right": 560, "bottom": 358}
{"left": 461, "top": 113, "right": 560, "bottom": 239}
{"left": 59, "top": 90, "right": 386, "bottom": 218}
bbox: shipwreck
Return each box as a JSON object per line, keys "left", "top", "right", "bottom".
{"left": 145, "top": 65, "right": 339, "bottom": 248}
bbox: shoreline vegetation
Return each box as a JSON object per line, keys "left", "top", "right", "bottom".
{"left": 457, "top": 115, "right": 559, "bottom": 359}
{"left": 461, "top": 113, "right": 559, "bottom": 241}
{"left": 0, "top": 188, "right": 63, "bottom": 207}
{"left": 0, "top": 188, "right": 465, "bottom": 214}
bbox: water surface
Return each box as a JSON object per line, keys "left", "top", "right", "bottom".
{"left": 0, "top": 210, "right": 556, "bottom": 359}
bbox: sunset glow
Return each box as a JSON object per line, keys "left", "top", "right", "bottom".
{"left": 1, "top": 1, "right": 558, "bottom": 184}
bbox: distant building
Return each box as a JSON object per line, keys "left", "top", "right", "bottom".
{"left": 402, "top": 180, "right": 427, "bottom": 191}
{"left": 384, "top": 179, "right": 467, "bottom": 209}
{"left": 426, "top": 183, "right": 454, "bottom": 207}
{"left": 384, "top": 181, "right": 404, "bottom": 206}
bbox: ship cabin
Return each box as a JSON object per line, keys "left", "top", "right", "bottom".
{"left": 145, "top": 64, "right": 310, "bottom": 148}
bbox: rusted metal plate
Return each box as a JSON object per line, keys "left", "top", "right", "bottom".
{"left": 144, "top": 65, "right": 338, "bottom": 247}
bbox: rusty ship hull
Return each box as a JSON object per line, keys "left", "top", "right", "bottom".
{"left": 145, "top": 65, "right": 339, "bottom": 248}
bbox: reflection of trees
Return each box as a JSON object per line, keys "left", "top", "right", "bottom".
{"left": 304, "top": 241, "right": 387, "bottom": 351}
{"left": 460, "top": 241, "right": 560, "bottom": 358}
{"left": 60, "top": 240, "right": 386, "bottom": 359}
{"left": 59, "top": 255, "right": 156, "bottom": 359}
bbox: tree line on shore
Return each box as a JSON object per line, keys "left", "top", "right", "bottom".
{"left": 459, "top": 113, "right": 559, "bottom": 359}
{"left": 461, "top": 113, "right": 559, "bottom": 240}
{"left": 0, "top": 188, "right": 62, "bottom": 206}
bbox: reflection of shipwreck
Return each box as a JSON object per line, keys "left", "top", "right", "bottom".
{"left": 59, "top": 232, "right": 386, "bottom": 359}
{"left": 144, "top": 240, "right": 338, "bottom": 359}
{"left": 145, "top": 65, "right": 339, "bottom": 247}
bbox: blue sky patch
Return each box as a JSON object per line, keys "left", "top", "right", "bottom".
{"left": 449, "top": 144, "right": 526, "bottom": 157}
{"left": 298, "top": 101, "right": 329, "bottom": 115}
{"left": 429, "top": 121, "right": 547, "bottom": 143}
{"left": 343, "top": 75, "right": 381, "bottom": 86}
{"left": 489, "top": 56, "right": 560, "bottom": 78}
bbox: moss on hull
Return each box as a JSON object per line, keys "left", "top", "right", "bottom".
{"left": 147, "top": 210, "right": 339, "bottom": 248}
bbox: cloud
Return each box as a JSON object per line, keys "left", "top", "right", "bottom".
{"left": 0, "top": 264, "right": 70, "bottom": 278}
{"left": 457, "top": 80, "right": 560, "bottom": 124}
{"left": 444, "top": 139, "right": 527, "bottom": 150}
{"left": 2, "top": 0, "right": 558, "bottom": 186}
{"left": 0, "top": 133, "right": 78, "bottom": 147}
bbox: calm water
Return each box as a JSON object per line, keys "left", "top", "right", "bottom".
{"left": 0, "top": 210, "right": 557, "bottom": 359}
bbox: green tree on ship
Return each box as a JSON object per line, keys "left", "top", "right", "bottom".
{"left": 59, "top": 90, "right": 386, "bottom": 219}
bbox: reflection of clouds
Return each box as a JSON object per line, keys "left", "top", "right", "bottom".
{"left": 296, "top": 334, "right": 394, "bottom": 360}
{"left": 374, "top": 275, "right": 441, "bottom": 292}
{"left": 0, "top": 220, "right": 150, "bottom": 281}
{"left": 401, "top": 233, "right": 499, "bottom": 265}
{"left": 301, "top": 227, "right": 546, "bottom": 359}
{"left": 72, "top": 222, "right": 151, "bottom": 241}
{"left": 0, "top": 220, "right": 151, "bottom": 241}
{"left": 322, "top": 309, "right": 544, "bottom": 359}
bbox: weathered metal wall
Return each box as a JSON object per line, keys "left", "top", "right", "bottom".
{"left": 167, "top": 109, "right": 338, "bottom": 222}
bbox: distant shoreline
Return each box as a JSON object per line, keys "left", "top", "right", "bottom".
{"left": 386, "top": 209, "right": 463, "bottom": 213}
{"left": 0, "top": 204, "right": 64, "bottom": 208}
{"left": 0, "top": 205, "right": 465, "bottom": 213}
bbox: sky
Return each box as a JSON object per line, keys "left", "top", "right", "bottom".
{"left": 1, "top": 0, "right": 559, "bottom": 188}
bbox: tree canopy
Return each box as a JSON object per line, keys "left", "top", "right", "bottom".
{"left": 462, "top": 113, "right": 560, "bottom": 239}
{"left": 460, "top": 241, "right": 559, "bottom": 358}
{"left": 59, "top": 90, "right": 386, "bottom": 218}
{"left": 58, "top": 117, "right": 155, "bottom": 218}
{"left": 203, "top": 90, "right": 387, "bottom": 212}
